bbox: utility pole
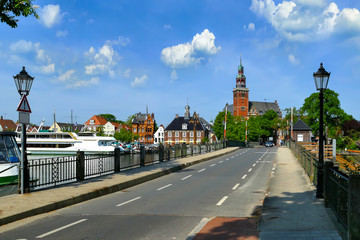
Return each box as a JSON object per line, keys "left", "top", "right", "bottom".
{"left": 224, "top": 103, "right": 228, "bottom": 140}
{"left": 291, "top": 107, "right": 293, "bottom": 140}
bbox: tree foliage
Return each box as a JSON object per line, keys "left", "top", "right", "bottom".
{"left": 99, "top": 113, "right": 117, "bottom": 123}
{"left": 301, "top": 89, "right": 352, "bottom": 138}
{"left": 0, "top": 0, "right": 39, "bottom": 28}
{"left": 114, "top": 128, "right": 132, "bottom": 143}
{"left": 213, "top": 111, "right": 235, "bottom": 140}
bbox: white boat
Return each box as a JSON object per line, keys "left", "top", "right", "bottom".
{"left": 16, "top": 132, "right": 120, "bottom": 155}
{"left": 0, "top": 132, "right": 20, "bottom": 185}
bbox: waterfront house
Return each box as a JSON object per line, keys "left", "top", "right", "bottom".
{"left": 154, "top": 125, "right": 165, "bottom": 144}
{"left": 84, "top": 115, "right": 108, "bottom": 132}
{"left": 0, "top": 117, "right": 16, "bottom": 132}
{"left": 131, "top": 112, "right": 156, "bottom": 145}
{"left": 164, "top": 105, "right": 209, "bottom": 145}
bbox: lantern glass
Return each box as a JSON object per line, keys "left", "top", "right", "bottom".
{"left": 313, "top": 63, "right": 330, "bottom": 90}
{"left": 13, "top": 67, "right": 34, "bottom": 96}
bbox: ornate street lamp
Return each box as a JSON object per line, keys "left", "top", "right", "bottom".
{"left": 313, "top": 63, "right": 330, "bottom": 198}
{"left": 13, "top": 66, "right": 34, "bottom": 96}
{"left": 13, "top": 66, "right": 34, "bottom": 194}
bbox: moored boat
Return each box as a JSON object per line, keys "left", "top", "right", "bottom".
{"left": 16, "top": 132, "right": 120, "bottom": 155}
{"left": 0, "top": 132, "right": 20, "bottom": 185}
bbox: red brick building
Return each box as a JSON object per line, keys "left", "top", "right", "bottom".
{"left": 131, "top": 112, "right": 156, "bottom": 145}
{"left": 227, "top": 58, "right": 282, "bottom": 118}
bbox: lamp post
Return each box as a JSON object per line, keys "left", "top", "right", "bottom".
{"left": 14, "top": 66, "right": 34, "bottom": 194}
{"left": 313, "top": 63, "right": 330, "bottom": 198}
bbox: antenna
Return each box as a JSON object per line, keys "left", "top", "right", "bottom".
{"left": 240, "top": 54, "right": 242, "bottom": 65}
{"left": 65, "top": 109, "right": 79, "bottom": 131}
{"left": 146, "top": 105, "right": 148, "bottom": 115}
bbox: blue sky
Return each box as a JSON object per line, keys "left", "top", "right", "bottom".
{"left": 1, "top": 0, "right": 360, "bottom": 127}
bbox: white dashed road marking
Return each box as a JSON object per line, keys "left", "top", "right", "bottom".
{"left": 36, "top": 219, "right": 87, "bottom": 238}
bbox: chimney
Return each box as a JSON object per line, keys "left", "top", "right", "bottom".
{"left": 175, "top": 114, "right": 179, "bottom": 118}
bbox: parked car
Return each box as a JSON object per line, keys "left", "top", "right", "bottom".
{"left": 265, "top": 141, "right": 273, "bottom": 147}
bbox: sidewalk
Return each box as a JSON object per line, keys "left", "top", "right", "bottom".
{"left": 0, "top": 147, "right": 238, "bottom": 227}
{"left": 258, "top": 146, "right": 342, "bottom": 240}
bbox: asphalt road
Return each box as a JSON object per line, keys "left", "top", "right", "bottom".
{"left": 0, "top": 147, "right": 278, "bottom": 240}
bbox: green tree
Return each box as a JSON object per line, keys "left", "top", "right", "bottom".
{"left": 114, "top": 128, "right": 133, "bottom": 143}
{"left": 1, "top": 0, "right": 39, "bottom": 28}
{"left": 301, "top": 89, "right": 352, "bottom": 138}
{"left": 99, "top": 113, "right": 117, "bottom": 123}
{"left": 213, "top": 111, "right": 235, "bottom": 140}
{"left": 125, "top": 115, "right": 134, "bottom": 126}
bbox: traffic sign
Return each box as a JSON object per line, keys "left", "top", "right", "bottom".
{"left": 17, "top": 95, "right": 32, "bottom": 113}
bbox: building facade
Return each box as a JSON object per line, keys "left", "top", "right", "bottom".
{"left": 153, "top": 125, "right": 165, "bottom": 144}
{"left": 293, "top": 119, "right": 312, "bottom": 143}
{"left": 227, "top": 58, "right": 282, "bottom": 118}
{"left": 164, "top": 105, "right": 208, "bottom": 145}
{"left": 84, "top": 115, "right": 108, "bottom": 132}
{"left": 131, "top": 112, "right": 156, "bottom": 145}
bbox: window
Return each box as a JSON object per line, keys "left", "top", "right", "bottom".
{"left": 182, "top": 123, "right": 187, "bottom": 130}
{"left": 297, "top": 134, "right": 304, "bottom": 142}
{"left": 190, "top": 138, "right": 193, "bottom": 143}
{"left": 175, "top": 139, "right": 179, "bottom": 144}
{"left": 168, "top": 132, "right": 172, "bottom": 137}
{"left": 175, "top": 131, "right": 179, "bottom": 137}
{"left": 90, "top": 119, "right": 95, "bottom": 125}
{"left": 197, "top": 131, "right": 201, "bottom": 137}
{"left": 183, "top": 139, "right": 186, "bottom": 143}
{"left": 182, "top": 131, "right": 186, "bottom": 137}
{"left": 190, "top": 132, "right": 194, "bottom": 137}
{"left": 241, "top": 107, "right": 246, "bottom": 111}
{"left": 133, "top": 128, "right": 137, "bottom": 132}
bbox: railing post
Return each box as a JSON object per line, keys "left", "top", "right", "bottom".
{"left": 76, "top": 151, "right": 85, "bottom": 181}
{"left": 323, "top": 160, "right": 334, "bottom": 208}
{"left": 140, "top": 145, "right": 145, "bottom": 166}
{"left": 114, "top": 148, "right": 121, "bottom": 172}
{"left": 199, "top": 143, "right": 201, "bottom": 154}
{"left": 190, "top": 144, "right": 193, "bottom": 156}
{"left": 167, "top": 145, "right": 171, "bottom": 161}
{"left": 159, "top": 144, "right": 164, "bottom": 162}
{"left": 181, "top": 144, "right": 186, "bottom": 158}
{"left": 348, "top": 175, "right": 360, "bottom": 240}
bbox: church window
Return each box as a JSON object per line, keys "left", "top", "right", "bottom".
{"left": 242, "top": 93, "right": 245, "bottom": 97}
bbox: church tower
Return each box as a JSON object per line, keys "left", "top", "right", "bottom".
{"left": 233, "top": 57, "right": 249, "bottom": 117}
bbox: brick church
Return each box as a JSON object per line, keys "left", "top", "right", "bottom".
{"left": 226, "top": 58, "right": 282, "bottom": 118}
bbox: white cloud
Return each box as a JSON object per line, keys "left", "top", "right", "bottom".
{"left": 110, "top": 36, "right": 131, "bottom": 47}
{"left": 123, "top": 69, "right": 131, "bottom": 78}
{"left": 9, "top": 40, "right": 53, "bottom": 66}
{"left": 161, "top": 29, "right": 221, "bottom": 68}
{"left": 248, "top": 23, "right": 255, "bottom": 31}
{"left": 58, "top": 70, "right": 76, "bottom": 82}
{"left": 9, "top": 40, "right": 34, "bottom": 52}
{"left": 56, "top": 30, "right": 68, "bottom": 37}
{"left": 84, "top": 41, "right": 121, "bottom": 76}
{"left": 170, "top": 69, "right": 178, "bottom": 82}
{"left": 57, "top": 70, "right": 99, "bottom": 88}
{"left": 131, "top": 74, "right": 148, "bottom": 87}
{"left": 250, "top": 0, "right": 360, "bottom": 41}
{"left": 288, "top": 54, "right": 300, "bottom": 65}
{"left": 38, "top": 4, "right": 64, "bottom": 28}
{"left": 41, "top": 63, "right": 55, "bottom": 74}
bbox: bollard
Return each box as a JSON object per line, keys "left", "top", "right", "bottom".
{"left": 140, "top": 145, "right": 145, "bottom": 166}
{"left": 114, "top": 148, "right": 121, "bottom": 172}
{"left": 76, "top": 151, "right": 85, "bottom": 181}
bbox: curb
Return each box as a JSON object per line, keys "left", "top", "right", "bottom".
{"left": 0, "top": 148, "right": 239, "bottom": 226}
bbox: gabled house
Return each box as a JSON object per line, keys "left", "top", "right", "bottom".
{"left": 103, "top": 121, "right": 120, "bottom": 136}
{"left": 0, "top": 117, "right": 16, "bottom": 132}
{"left": 84, "top": 115, "right": 108, "bottom": 132}
{"left": 293, "top": 119, "right": 312, "bottom": 143}
{"left": 154, "top": 125, "right": 165, "bottom": 144}
{"left": 164, "top": 105, "right": 209, "bottom": 145}
{"left": 131, "top": 112, "right": 156, "bottom": 145}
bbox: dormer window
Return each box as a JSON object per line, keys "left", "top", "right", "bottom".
{"left": 182, "top": 123, "right": 187, "bottom": 130}
{"left": 90, "top": 119, "right": 95, "bottom": 125}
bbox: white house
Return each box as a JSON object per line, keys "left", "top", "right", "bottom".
{"left": 154, "top": 125, "right": 164, "bottom": 144}
{"left": 103, "top": 121, "right": 120, "bottom": 136}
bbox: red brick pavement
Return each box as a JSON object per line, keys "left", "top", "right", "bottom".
{"left": 193, "top": 217, "right": 259, "bottom": 240}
